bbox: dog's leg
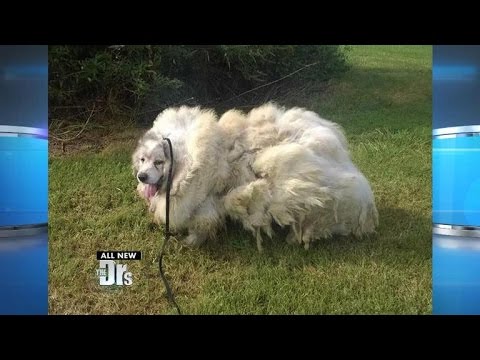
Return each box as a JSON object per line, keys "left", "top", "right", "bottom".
{"left": 301, "top": 214, "right": 318, "bottom": 249}
{"left": 183, "top": 196, "right": 223, "bottom": 248}
{"left": 183, "top": 232, "right": 207, "bottom": 248}
{"left": 291, "top": 219, "right": 304, "bottom": 245}
{"left": 285, "top": 223, "right": 302, "bottom": 246}
{"left": 256, "top": 228, "right": 264, "bottom": 253}
{"left": 286, "top": 227, "right": 298, "bottom": 245}
{"left": 304, "top": 238, "right": 310, "bottom": 250}
{"left": 303, "top": 226, "right": 314, "bottom": 250}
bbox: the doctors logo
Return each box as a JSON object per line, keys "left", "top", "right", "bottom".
{"left": 95, "top": 251, "right": 141, "bottom": 286}
{"left": 96, "top": 260, "right": 133, "bottom": 286}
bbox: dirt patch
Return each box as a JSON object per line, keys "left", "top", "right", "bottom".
{"left": 49, "top": 126, "right": 147, "bottom": 158}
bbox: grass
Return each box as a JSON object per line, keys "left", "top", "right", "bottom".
{"left": 49, "top": 45, "right": 432, "bottom": 314}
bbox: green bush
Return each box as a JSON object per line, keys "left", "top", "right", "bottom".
{"left": 49, "top": 45, "right": 349, "bottom": 123}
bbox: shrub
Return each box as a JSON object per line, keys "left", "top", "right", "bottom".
{"left": 49, "top": 45, "right": 349, "bottom": 124}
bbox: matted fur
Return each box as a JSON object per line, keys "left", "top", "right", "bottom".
{"left": 133, "top": 103, "right": 379, "bottom": 250}
{"left": 133, "top": 106, "right": 230, "bottom": 247}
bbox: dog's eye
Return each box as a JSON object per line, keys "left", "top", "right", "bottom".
{"left": 154, "top": 160, "right": 164, "bottom": 166}
{"left": 140, "top": 158, "right": 145, "bottom": 163}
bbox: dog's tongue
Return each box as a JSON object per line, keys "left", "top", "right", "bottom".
{"left": 144, "top": 184, "right": 158, "bottom": 200}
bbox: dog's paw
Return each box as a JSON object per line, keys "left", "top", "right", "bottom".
{"left": 286, "top": 230, "right": 297, "bottom": 245}
{"left": 182, "top": 234, "right": 206, "bottom": 248}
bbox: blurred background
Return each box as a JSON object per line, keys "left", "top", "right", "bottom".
{"left": 0, "top": 45, "right": 48, "bottom": 315}
{"left": 433, "top": 45, "right": 480, "bottom": 315}
{"left": 0, "top": 45, "right": 48, "bottom": 129}
{"left": 48, "top": 45, "right": 349, "bottom": 151}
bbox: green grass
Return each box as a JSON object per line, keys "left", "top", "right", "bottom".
{"left": 49, "top": 45, "right": 432, "bottom": 314}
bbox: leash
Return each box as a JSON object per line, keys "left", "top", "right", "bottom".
{"left": 158, "top": 137, "right": 182, "bottom": 315}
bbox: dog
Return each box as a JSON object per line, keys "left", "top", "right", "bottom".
{"left": 132, "top": 106, "right": 230, "bottom": 247}
{"left": 132, "top": 103, "right": 379, "bottom": 250}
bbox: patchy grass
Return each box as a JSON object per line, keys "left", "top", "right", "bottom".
{"left": 49, "top": 45, "right": 432, "bottom": 314}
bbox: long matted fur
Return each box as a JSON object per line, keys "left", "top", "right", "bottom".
{"left": 132, "top": 103, "right": 378, "bottom": 250}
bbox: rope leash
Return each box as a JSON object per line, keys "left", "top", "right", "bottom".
{"left": 158, "top": 137, "right": 182, "bottom": 315}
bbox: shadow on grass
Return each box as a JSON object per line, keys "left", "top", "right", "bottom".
{"left": 159, "top": 204, "right": 431, "bottom": 270}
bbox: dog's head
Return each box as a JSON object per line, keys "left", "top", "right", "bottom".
{"left": 132, "top": 130, "right": 172, "bottom": 201}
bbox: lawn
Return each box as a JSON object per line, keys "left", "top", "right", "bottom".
{"left": 48, "top": 45, "right": 432, "bottom": 314}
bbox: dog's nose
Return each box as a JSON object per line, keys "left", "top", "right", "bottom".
{"left": 138, "top": 173, "right": 148, "bottom": 183}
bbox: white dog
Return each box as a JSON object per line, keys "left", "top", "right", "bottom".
{"left": 132, "top": 103, "right": 378, "bottom": 250}
{"left": 132, "top": 107, "right": 230, "bottom": 247}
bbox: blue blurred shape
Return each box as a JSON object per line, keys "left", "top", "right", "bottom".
{"left": 0, "top": 45, "right": 48, "bottom": 129}
{"left": 433, "top": 235, "right": 480, "bottom": 315}
{"left": 433, "top": 45, "right": 480, "bottom": 315}
{"left": 0, "top": 233, "right": 48, "bottom": 315}
{"left": 2, "top": 65, "right": 48, "bottom": 80}
{"left": 0, "top": 45, "right": 48, "bottom": 315}
{"left": 433, "top": 65, "right": 477, "bottom": 81}
{"left": 433, "top": 136, "right": 480, "bottom": 227}
{"left": 0, "top": 136, "right": 48, "bottom": 227}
